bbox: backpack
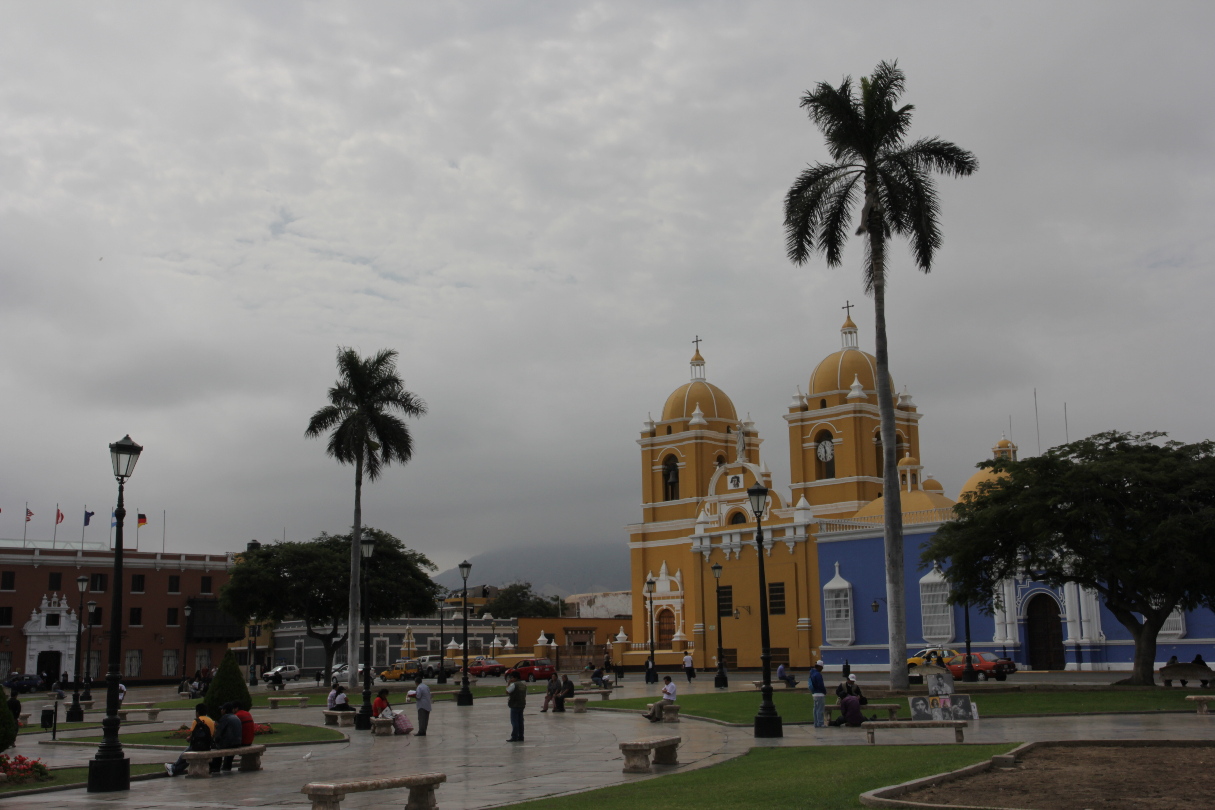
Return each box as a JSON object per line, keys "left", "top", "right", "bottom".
{"left": 188, "top": 719, "right": 213, "bottom": 750}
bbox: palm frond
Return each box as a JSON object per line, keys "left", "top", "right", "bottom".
{"left": 897, "top": 137, "right": 978, "bottom": 177}
{"left": 784, "top": 163, "right": 860, "bottom": 265}
{"left": 801, "top": 79, "right": 865, "bottom": 164}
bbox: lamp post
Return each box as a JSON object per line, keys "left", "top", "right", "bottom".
{"left": 961, "top": 601, "right": 978, "bottom": 682}
{"left": 456, "top": 560, "right": 473, "bottom": 706}
{"left": 88, "top": 434, "right": 142, "bottom": 792}
{"left": 355, "top": 534, "right": 375, "bottom": 731}
{"left": 645, "top": 578, "right": 656, "bottom": 683}
{"left": 491, "top": 620, "right": 498, "bottom": 660}
{"left": 182, "top": 604, "right": 192, "bottom": 681}
{"left": 83, "top": 600, "right": 97, "bottom": 701}
{"left": 711, "top": 563, "right": 728, "bottom": 689}
{"left": 67, "top": 575, "right": 88, "bottom": 722}
{"left": 436, "top": 595, "right": 447, "bottom": 684}
{"left": 748, "top": 482, "right": 782, "bottom": 738}
{"left": 247, "top": 625, "right": 261, "bottom": 687}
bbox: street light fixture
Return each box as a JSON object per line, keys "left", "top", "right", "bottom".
{"left": 435, "top": 595, "right": 448, "bottom": 684}
{"left": 67, "top": 575, "right": 88, "bottom": 721}
{"left": 645, "top": 578, "right": 657, "bottom": 683}
{"left": 182, "top": 604, "right": 192, "bottom": 681}
{"left": 355, "top": 534, "right": 375, "bottom": 730}
{"left": 747, "top": 481, "right": 782, "bottom": 738}
{"left": 456, "top": 560, "right": 473, "bottom": 706}
{"left": 88, "top": 434, "right": 142, "bottom": 792}
{"left": 711, "top": 563, "right": 728, "bottom": 689}
{"left": 83, "top": 600, "right": 97, "bottom": 701}
{"left": 247, "top": 625, "right": 261, "bottom": 687}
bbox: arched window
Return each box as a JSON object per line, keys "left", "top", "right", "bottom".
{"left": 663, "top": 456, "right": 679, "bottom": 501}
{"left": 919, "top": 566, "right": 954, "bottom": 644}
{"left": 814, "top": 430, "right": 836, "bottom": 480}
{"left": 822, "top": 562, "right": 854, "bottom": 646}
{"left": 729, "top": 511, "right": 747, "bottom": 525}
{"left": 820, "top": 398, "right": 827, "bottom": 409}
{"left": 656, "top": 609, "right": 676, "bottom": 648}
{"left": 716, "top": 455, "right": 725, "bottom": 467}
{"left": 666, "top": 425, "right": 672, "bottom": 435}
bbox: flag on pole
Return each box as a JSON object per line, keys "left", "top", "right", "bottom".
{"left": 56, "top": 509, "right": 65, "bottom": 525}
{"left": 138, "top": 513, "right": 148, "bottom": 527}
{"left": 26, "top": 509, "right": 33, "bottom": 522}
{"left": 84, "top": 510, "right": 95, "bottom": 526}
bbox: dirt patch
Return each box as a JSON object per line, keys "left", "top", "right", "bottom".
{"left": 899, "top": 744, "right": 1213, "bottom": 809}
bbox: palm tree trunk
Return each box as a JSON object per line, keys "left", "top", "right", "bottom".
{"left": 870, "top": 228, "right": 909, "bottom": 690}
{"left": 348, "top": 454, "right": 363, "bottom": 691}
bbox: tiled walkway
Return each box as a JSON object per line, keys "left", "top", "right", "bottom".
{"left": 10, "top": 678, "right": 1212, "bottom": 808}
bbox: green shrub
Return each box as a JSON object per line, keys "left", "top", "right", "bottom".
{"left": 204, "top": 650, "right": 252, "bottom": 720}
{"left": 0, "top": 689, "right": 15, "bottom": 752}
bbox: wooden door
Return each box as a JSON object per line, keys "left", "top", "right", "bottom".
{"left": 1026, "top": 594, "right": 1066, "bottom": 670}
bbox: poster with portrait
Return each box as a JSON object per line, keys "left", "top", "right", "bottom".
{"left": 925, "top": 668, "right": 955, "bottom": 697}
{"left": 910, "top": 693, "right": 974, "bottom": 721}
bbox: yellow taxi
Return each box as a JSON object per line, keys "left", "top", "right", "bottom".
{"left": 379, "top": 658, "right": 419, "bottom": 681}
{"left": 906, "top": 648, "right": 961, "bottom": 667}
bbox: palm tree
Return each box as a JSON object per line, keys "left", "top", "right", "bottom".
{"left": 783, "top": 61, "right": 977, "bottom": 689}
{"left": 306, "top": 347, "right": 427, "bottom": 689}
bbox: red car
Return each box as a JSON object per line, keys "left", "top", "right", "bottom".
{"left": 504, "top": 658, "right": 556, "bottom": 682}
{"left": 466, "top": 658, "right": 506, "bottom": 677}
{"left": 944, "top": 652, "right": 1016, "bottom": 681}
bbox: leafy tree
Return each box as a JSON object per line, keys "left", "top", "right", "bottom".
{"left": 784, "top": 61, "right": 977, "bottom": 688}
{"left": 204, "top": 649, "right": 252, "bottom": 721}
{"left": 306, "top": 347, "right": 427, "bottom": 688}
{"left": 220, "top": 528, "right": 439, "bottom": 684}
{"left": 482, "top": 582, "right": 560, "bottom": 618}
{"left": 923, "top": 431, "right": 1215, "bottom": 686}
{"left": 0, "top": 688, "right": 16, "bottom": 751}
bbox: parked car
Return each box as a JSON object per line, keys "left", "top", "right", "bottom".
{"left": 261, "top": 664, "right": 301, "bottom": 682}
{"left": 413, "top": 655, "right": 460, "bottom": 679}
{"left": 907, "top": 648, "right": 961, "bottom": 667}
{"left": 466, "top": 658, "right": 506, "bottom": 677}
{"left": 380, "top": 659, "right": 418, "bottom": 681}
{"left": 3, "top": 673, "right": 41, "bottom": 694}
{"left": 505, "top": 658, "right": 556, "bottom": 682}
{"left": 944, "top": 652, "right": 1017, "bottom": 681}
{"left": 329, "top": 663, "right": 370, "bottom": 684}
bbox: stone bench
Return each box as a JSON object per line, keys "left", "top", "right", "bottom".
{"left": 268, "top": 695, "right": 310, "bottom": 709}
{"left": 751, "top": 680, "right": 799, "bottom": 689}
{"left": 570, "top": 697, "right": 590, "bottom": 713}
{"left": 323, "top": 710, "right": 356, "bottom": 726}
{"left": 117, "top": 708, "right": 161, "bottom": 721}
{"left": 619, "top": 736, "right": 680, "bottom": 773}
{"left": 1160, "top": 663, "right": 1213, "bottom": 687}
{"left": 861, "top": 720, "right": 968, "bottom": 744}
{"left": 79, "top": 700, "right": 95, "bottom": 710}
{"left": 826, "top": 702, "right": 901, "bottom": 721}
{"left": 121, "top": 701, "right": 154, "bottom": 708}
{"left": 371, "top": 717, "right": 396, "bottom": 736}
{"left": 644, "top": 702, "right": 680, "bottom": 723}
{"left": 17, "top": 713, "right": 30, "bottom": 725}
{"left": 265, "top": 682, "right": 287, "bottom": 691}
{"left": 179, "top": 691, "right": 193, "bottom": 698}
{"left": 180, "top": 744, "right": 267, "bottom": 778}
{"left": 302, "top": 772, "right": 446, "bottom": 810}
{"left": 1185, "top": 695, "right": 1215, "bottom": 714}
{"left": 573, "top": 689, "right": 612, "bottom": 701}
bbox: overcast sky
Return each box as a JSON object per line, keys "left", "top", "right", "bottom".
{"left": 2, "top": 2, "right": 1212, "bottom": 576}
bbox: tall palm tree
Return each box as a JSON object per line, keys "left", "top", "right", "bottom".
{"left": 783, "top": 61, "right": 977, "bottom": 688}
{"left": 306, "top": 347, "right": 427, "bottom": 688}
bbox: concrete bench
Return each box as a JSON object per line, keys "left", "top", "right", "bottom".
{"left": 826, "top": 702, "right": 901, "bottom": 721}
{"left": 302, "top": 772, "right": 446, "bottom": 810}
{"left": 268, "top": 695, "right": 310, "bottom": 709}
{"left": 862, "top": 720, "right": 968, "bottom": 744}
{"left": 1185, "top": 695, "right": 1215, "bottom": 714}
{"left": 1160, "top": 663, "right": 1213, "bottom": 687}
{"left": 17, "top": 713, "right": 30, "bottom": 725}
{"left": 620, "top": 736, "right": 680, "bottom": 773}
{"left": 570, "top": 697, "right": 590, "bottom": 713}
{"left": 751, "top": 679, "right": 799, "bottom": 689}
{"left": 180, "top": 744, "right": 267, "bottom": 778}
{"left": 116, "top": 708, "right": 161, "bottom": 721}
{"left": 78, "top": 700, "right": 95, "bottom": 710}
{"left": 179, "top": 691, "right": 192, "bottom": 698}
{"left": 265, "top": 682, "right": 287, "bottom": 691}
{"left": 370, "top": 717, "right": 396, "bottom": 736}
{"left": 121, "top": 701, "right": 154, "bottom": 708}
{"left": 323, "top": 710, "right": 356, "bottom": 726}
{"left": 644, "top": 702, "right": 680, "bottom": 723}
{"left": 573, "top": 689, "right": 612, "bottom": 701}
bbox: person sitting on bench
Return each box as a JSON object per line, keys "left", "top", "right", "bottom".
{"left": 776, "top": 663, "right": 797, "bottom": 687}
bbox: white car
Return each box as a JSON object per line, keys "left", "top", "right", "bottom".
{"left": 330, "top": 663, "right": 370, "bottom": 685}
{"left": 261, "top": 664, "right": 301, "bottom": 682}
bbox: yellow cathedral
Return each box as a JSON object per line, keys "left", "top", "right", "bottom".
{"left": 624, "top": 315, "right": 953, "bottom": 671}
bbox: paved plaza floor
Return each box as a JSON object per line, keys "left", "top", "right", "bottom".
{"left": 9, "top": 675, "right": 1212, "bottom": 809}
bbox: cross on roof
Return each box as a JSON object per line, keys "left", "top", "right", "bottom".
{"left": 692, "top": 335, "right": 702, "bottom": 352}
{"left": 842, "top": 300, "right": 854, "bottom": 318}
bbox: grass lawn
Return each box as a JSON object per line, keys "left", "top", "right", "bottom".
{"left": 599, "top": 688, "right": 1201, "bottom": 723}
{"left": 18, "top": 721, "right": 105, "bottom": 735}
{"left": 64, "top": 721, "right": 344, "bottom": 746}
{"left": 0, "top": 763, "right": 164, "bottom": 795}
{"left": 500, "top": 745, "right": 1017, "bottom": 810}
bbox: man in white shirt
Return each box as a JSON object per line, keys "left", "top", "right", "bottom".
{"left": 682, "top": 652, "right": 695, "bottom": 682}
{"left": 413, "top": 675, "right": 432, "bottom": 736}
{"left": 644, "top": 676, "right": 677, "bottom": 722}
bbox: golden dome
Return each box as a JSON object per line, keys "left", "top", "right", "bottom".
{"left": 957, "top": 468, "right": 1006, "bottom": 502}
{"left": 808, "top": 317, "right": 894, "bottom": 397}
{"left": 996, "top": 438, "right": 1013, "bottom": 448}
{"left": 852, "top": 488, "right": 956, "bottom": 518}
{"left": 897, "top": 455, "right": 920, "bottom": 468}
{"left": 922, "top": 477, "right": 944, "bottom": 492}
{"left": 662, "top": 381, "right": 737, "bottom": 422}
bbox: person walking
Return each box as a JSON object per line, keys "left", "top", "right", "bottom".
{"left": 682, "top": 652, "right": 695, "bottom": 683}
{"left": 413, "top": 675, "right": 432, "bottom": 736}
{"left": 809, "top": 660, "right": 827, "bottom": 728}
{"left": 541, "top": 673, "right": 559, "bottom": 712}
{"left": 506, "top": 672, "right": 527, "bottom": 742}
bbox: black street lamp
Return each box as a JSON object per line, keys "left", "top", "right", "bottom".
{"left": 645, "top": 578, "right": 657, "bottom": 683}
{"left": 491, "top": 619, "right": 498, "bottom": 660}
{"left": 182, "top": 604, "right": 192, "bottom": 681}
{"left": 748, "top": 482, "right": 782, "bottom": 738}
{"left": 435, "top": 595, "right": 447, "bottom": 684}
{"left": 88, "top": 434, "right": 142, "bottom": 793}
{"left": 67, "top": 575, "right": 88, "bottom": 722}
{"left": 83, "top": 600, "right": 97, "bottom": 701}
{"left": 456, "top": 560, "right": 473, "bottom": 706}
{"left": 711, "top": 563, "right": 728, "bottom": 689}
{"left": 961, "top": 601, "right": 978, "bottom": 682}
{"left": 355, "top": 534, "right": 375, "bottom": 730}
{"left": 247, "top": 625, "right": 261, "bottom": 687}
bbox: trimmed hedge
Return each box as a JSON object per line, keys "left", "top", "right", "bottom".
{"left": 204, "top": 649, "right": 252, "bottom": 720}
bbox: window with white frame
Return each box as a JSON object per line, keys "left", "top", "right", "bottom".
{"left": 162, "top": 649, "right": 179, "bottom": 677}
{"left": 124, "top": 649, "right": 142, "bottom": 677}
{"left": 822, "top": 562, "right": 854, "bottom": 646}
{"left": 1159, "top": 607, "right": 1187, "bottom": 639}
{"left": 0, "top": 652, "right": 10, "bottom": 678}
{"left": 195, "top": 649, "right": 211, "bottom": 674}
{"left": 919, "top": 566, "right": 954, "bottom": 644}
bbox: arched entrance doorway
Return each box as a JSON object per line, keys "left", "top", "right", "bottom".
{"left": 1025, "top": 594, "right": 1066, "bottom": 670}
{"left": 656, "top": 609, "right": 676, "bottom": 649}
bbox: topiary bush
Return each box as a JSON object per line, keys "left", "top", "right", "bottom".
{"left": 204, "top": 649, "right": 252, "bottom": 720}
{"left": 0, "top": 688, "right": 17, "bottom": 752}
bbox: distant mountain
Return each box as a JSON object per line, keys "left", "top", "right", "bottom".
{"left": 433, "top": 542, "right": 630, "bottom": 596}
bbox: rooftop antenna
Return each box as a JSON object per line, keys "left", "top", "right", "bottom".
{"left": 1033, "top": 388, "right": 1042, "bottom": 455}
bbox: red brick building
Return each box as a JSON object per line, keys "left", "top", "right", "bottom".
{"left": 0, "top": 541, "right": 242, "bottom": 684}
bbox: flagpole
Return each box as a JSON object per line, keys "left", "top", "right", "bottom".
{"left": 53, "top": 502, "right": 59, "bottom": 547}
{"left": 23, "top": 501, "right": 28, "bottom": 547}
{"left": 162, "top": 510, "right": 166, "bottom": 554}
{"left": 82, "top": 505, "right": 87, "bottom": 549}
{"left": 135, "top": 506, "right": 140, "bottom": 551}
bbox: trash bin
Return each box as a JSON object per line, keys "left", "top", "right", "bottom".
{"left": 41, "top": 706, "right": 56, "bottom": 729}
